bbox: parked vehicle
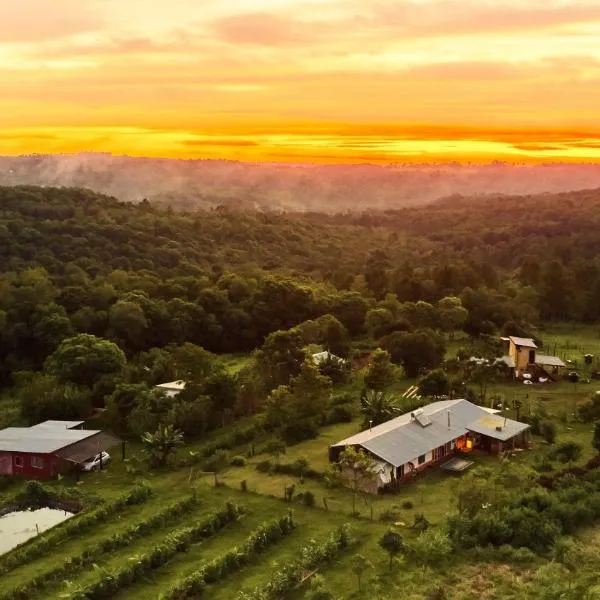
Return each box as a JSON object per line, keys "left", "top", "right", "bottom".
{"left": 81, "top": 451, "right": 110, "bottom": 472}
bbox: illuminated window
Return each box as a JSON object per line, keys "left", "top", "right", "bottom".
{"left": 31, "top": 456, "right": 44, "bottom": 469}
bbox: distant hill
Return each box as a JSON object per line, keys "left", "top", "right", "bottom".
{"left": 1, "top": 154, "right": 600, "bottom": 212}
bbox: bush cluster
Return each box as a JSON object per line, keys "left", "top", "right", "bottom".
{"left": 71, "top": 502, "right": 244, "bottom": 600}
{"left": 254, "top": 459, "right": 324, "bottom": 480}
{"left": 6, "top": 495, "right": 199, "bottom": 600}
{"left": 0, "top": 484, "right": 151, "bottom": 575}
{"left": 448, "top": 471, "right": 600, "bottom": 552}
{"left": 237, "top": 524, "right": 353, "bottom": 600}
{"left": 161, "top": 512, "right": 296, "bottom": 600}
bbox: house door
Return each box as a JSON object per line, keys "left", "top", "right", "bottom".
{"left": 396, "top": 465, "right": 405, "bottom": 479}
{"left": 529, "top": 349, "right": 535, "bottom": 364}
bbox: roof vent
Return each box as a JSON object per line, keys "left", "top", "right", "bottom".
{"left": 495, "top": 425, "right": 503, "bottom": 432}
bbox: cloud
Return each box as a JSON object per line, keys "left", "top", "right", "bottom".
{"left": 182, "top": 139, "right": 259, "bottom": 147}
{"left": 0, "top": 0, "right": 102, "bottom": 42}
{"left": 212, "top": 12, "right": 325, "bottom": 46}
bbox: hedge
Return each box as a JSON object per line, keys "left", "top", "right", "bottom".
{"left": 3, "top": 494, "right": 199, "bottom": 600}
{"left": 0, "top": 484, "right": 152, "bottom": 575}
{"left": 237, "top": 523, "right": 353, "bottom": 600}
{"left": 70, "top": 502, "right": 244, "bottom": 600}
{"left": 160, "top": 511, "right": 296, "bottom": 600}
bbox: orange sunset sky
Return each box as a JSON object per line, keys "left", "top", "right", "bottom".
{"left": 1, "top": 0, "right": 600, "bottom": 164}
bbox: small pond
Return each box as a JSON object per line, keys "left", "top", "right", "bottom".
{"left": 0, "top": 507, "right": 74, "bottom": 555}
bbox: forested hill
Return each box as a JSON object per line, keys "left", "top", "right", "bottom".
{"left": 2, "top": 154, "right": 600, "bottom": 211}
{"left": 1, "top": 184, "right": 600, "bottom": 385}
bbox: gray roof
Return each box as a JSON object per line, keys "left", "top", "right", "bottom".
{"left": 509, "top": 336, "right": 537, "bottom": 348}
{"left": 466, "top": 414, "right": 530, "bottom": 441}
{"left": 535, "top": 355, "right": 566, "bottom": 368}
{"left": 331, "top": 399, "right": 529, "bottom": 467}
{"left": 0, "top": 422, "right": 100, "bottom": 454}
{"left": 497, "top": 355, "right": 516, "bottom": 368}
{"left": 30, "top": 420, "right": 84, "bottom": 430}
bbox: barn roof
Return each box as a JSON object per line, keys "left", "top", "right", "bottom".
{"left": 331, "top": 399, "right": 529, "bottom": 467}
{"left": 0, "top": 421, "right": 102, "bottom": 454}
{"left": 54, "top": 432, "right": 121, "bottom": 463}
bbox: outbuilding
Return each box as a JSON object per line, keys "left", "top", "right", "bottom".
{"left": 0, "top": 420, "right": 121, "bottom": 479}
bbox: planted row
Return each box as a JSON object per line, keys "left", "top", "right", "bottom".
{"left": 0, "top": 483, "right": 152, "bottom": 575}
{"left": 161, "top": 511, "right": 296, "bottom": 600}
{"left": 237, "top": 524, "right": 353, "bottom": 600}
{"left": 3, "top": 494, "right": 200, "bottom": 600}
{"left": 68, "top": 502, "right": 244, "bottom": 600}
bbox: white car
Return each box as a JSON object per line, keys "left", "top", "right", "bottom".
{"left": 81, "top": 451, "right": 111, "bottom": 472}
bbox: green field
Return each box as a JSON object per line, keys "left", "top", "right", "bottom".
{"left": 2, "top": 325, "right": 600, "bottom": 599}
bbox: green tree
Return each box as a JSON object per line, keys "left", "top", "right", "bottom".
{"left": 109, "top": 300, "right": 148, "bottom": 350}
{"left": 412, "top": 529, "right": 452, "bottom": 567}
{"left": 106, "top": 382, "right": 153, "bottom": 434}
{"left": 365, "top": 249, "right": 389, "bottom": 300}
{"left": 203, "top": 449, "right": 229, "bottom": 486}
{"left": 44, "top": 333, "right": 126, "bottom": 388}
{"left": 17, "top": 373, "right": 92, "bottom": 425}
{"left": 437, "top": 296, "right": 468, "bottom": 339}
{"left": 364, "top": 348, "right": 395, "bottom": 390}
{"left": 360, "top": 389, "right": 402, "bottom": 428}
{"left": 364, "top": 308, "right": 394, "bottom": 339}
{"left": 379, "top": 529, "right": 404, "bottom": 570}
{"left": 418, "top": 369, "right": 450, "bottom": 398}
{"left": 264, "top": 439, "right": 287, "bottom": 465}
{"left": 316, "top": 314, "right": 351, "bottom": 358}
{"left": 351, "top": 554, "right": 373, "bottom": 593}
{"left": 380, "top": 330, "right": 446, "bottom": 378}
{"left": 141, "top": 424, "right": 184, "bottom": 468}
{"left": 336, "top": 446, "right": 376, "bottom": 515}
{"left": 255, "top": 328, "right": 306, "bottom": 390}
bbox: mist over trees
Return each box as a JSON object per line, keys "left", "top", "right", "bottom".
{"left": 2, "top": 154, "right": 600, "bottom": 212}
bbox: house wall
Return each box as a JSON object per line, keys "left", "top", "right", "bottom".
{"left": 4, "top": 452, "right": 61, "bottom": 480}
{"left": 509, "top": 342, "right": 534, "bottom": 371}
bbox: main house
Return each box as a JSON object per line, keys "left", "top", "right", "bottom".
{"left": 0, "top": 420, "right": 121, "bottom": 480}
{"left": 500, "top": 336, "right": 566, "bottom": 378}
{"left": 329, "top": 399, "right": 530, "bottom": 493}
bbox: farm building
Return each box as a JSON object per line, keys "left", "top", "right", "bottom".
{"left": 155, "top": 380, "right": 186, "bottom": 397}
{"left": 329, "top": 399, "right": 530, "bottom": 493}
{"left": 0, "top": 421, "right": 121, "bottom": 480}
{"left": 500, "top": 336, "right": 566, "bottom": 378}
{"left": 311, "top": 351, "right": 346, "bottom": 366}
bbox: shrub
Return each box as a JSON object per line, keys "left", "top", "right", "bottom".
{"left": 540, "top": 420, "right": 557, "bottom": 444}
{"left": 402, "top": 500, "right": 414, "bottom": 510}
{"left": 256, "top": 460, "right": 273, "bottom": 473}
{"left": 230, "top": 456, "right": 247, "bottom": 467}
{"left": 240, "top": 480, "right": 248, "bottom": 492}
{"left": 325, "top": 404, "right": 354, "bottom": 424}
{"left": 379, "top": 508, "right": 401, "bottom": 522}
{"left": 301, "top": 491, "right": 315, "bottom": 507}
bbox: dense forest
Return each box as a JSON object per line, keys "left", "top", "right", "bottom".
{"left": 1, "top": 184, "right": 599, "bottom": 435}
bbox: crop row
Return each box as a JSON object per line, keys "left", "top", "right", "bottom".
{"left": 65, "top": 501, "right": 245, "bottom": 600}
{"left": 3, "top": 494, "right": 200, "bottom": 600}
{"left": 160, "top": 510, "right": 296, "bottom": 600}
{"left": 0, "top": 483, "right": 152, "bottom": 575}
{"left": 237, "top": 523, "right": 353, "bottom": 600}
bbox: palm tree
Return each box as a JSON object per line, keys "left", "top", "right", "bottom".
{"left": 141, "top": 424, "right": 184, "bottom": 468}
{"left": 360, "top": 389, "right": 402, "bottom": 428}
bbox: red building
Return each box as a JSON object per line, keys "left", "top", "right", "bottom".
{"left": 0, "top": 420, "right": 120, "bottom": 480}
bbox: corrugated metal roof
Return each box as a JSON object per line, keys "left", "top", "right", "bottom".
{"left": 466, "top": 414, "right": 530, "bottom": 441}
{"left": 30, "top": 420, "right": 85, "bottom": 430}
{"left": 509, "top": 336, "right": 537, "bottom": 348}
{"left": 331, "top": 399, "right": 529, "bottom": 467}
{"left": 55, "top": 432, "right": 121, "bottom": 463}
{"left": 535, "top": 355, "right": 566, "bottom": 368}
{"left": 0, "top": 426, "right": 101, "bottom": 454}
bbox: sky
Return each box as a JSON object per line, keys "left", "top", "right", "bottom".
{"left": 1, "top": 0, "right": 600, "bottom": 164}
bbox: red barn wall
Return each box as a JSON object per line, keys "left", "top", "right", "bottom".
{"left": 5, "top": 451, "right": 59, "bottom": 479}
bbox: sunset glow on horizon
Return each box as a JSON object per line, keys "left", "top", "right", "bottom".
{"left": 1, "top": 0, "right": 600, "bottom": 164}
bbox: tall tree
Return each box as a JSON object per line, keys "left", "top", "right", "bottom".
{"left": 364, "top": 348, "right": 395, "bottom": 390}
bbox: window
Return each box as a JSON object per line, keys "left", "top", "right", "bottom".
{"left": 31, "top": 456, "right": 44, "bottom": 469}
{"left": 418, "top": 454, "right": 426, "bottom": 465}
{"left": 14, "top": 455, "right": 23, "bottom": 467}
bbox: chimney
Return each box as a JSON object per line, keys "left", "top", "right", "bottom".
{"left": 447, "top": 410, "right": 451, "bottom": 429}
